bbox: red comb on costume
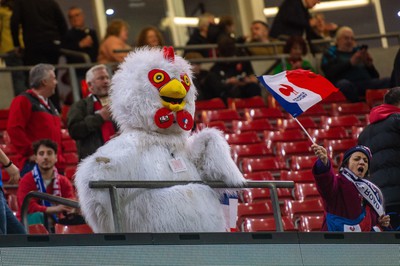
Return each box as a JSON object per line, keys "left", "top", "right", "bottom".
{"left": 163, "top": 46, "right": 175, "bottom": 62}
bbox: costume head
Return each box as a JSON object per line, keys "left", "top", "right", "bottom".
{"left": 340, "top": 145, "right": 372, "bottom": 175}
{"left": 110, "top": 46, "right": 196, "bottom": 134}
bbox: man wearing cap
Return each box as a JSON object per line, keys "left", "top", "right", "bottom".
{"left": 358, "top": 87, "right": 400, "bottom": 229}
{"left": 311, "top": 143, "right": 391, "bottom": 232}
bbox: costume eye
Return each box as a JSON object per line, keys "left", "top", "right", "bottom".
{"left": 148, "top": 69, "right": 170, "bottom": 89}
{"left": 181, "top": 74, "right": 191, "bottom": 91}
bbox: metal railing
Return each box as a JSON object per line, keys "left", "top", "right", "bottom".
{"left": 89, "top": 180, "right": 295, "bottom": 233}
{"left": 20, "top": 191, "right": 80, "bottom": 232}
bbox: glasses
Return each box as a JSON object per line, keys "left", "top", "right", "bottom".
{"left": 68, "top": 12, "right": 82, "bottom": 19}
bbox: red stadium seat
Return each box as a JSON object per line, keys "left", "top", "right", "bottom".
{"left": 240, "top": 188, "right": 293, "bottom": 203}
{"left": 195, "top": 98, "right": 226, "bottom": 111}
{"left": 0, "top": 119, "right": 7, "bottom": 131}
{"left": 64, "top": 152, "right": 79, "bottom": 166}
{"left": 196, "top": 121, "right": 229, "bottom": 133}
{"left": 320, "top": 91, "right": 347, "bottom": 105}
{"left": 330, "top": 102, "right": 370, "bottom": 117}
{"left": 227, "top": 96, "right": 266, "bottom": 110}
{"left": 230, "top": 143, "right": 274, "bottom": 165}
{"left": 241, "top": 157, "right": 288, "bottom": 174}
{"left": 293, "top": 183, "right": 320, "bottom": 201}
{"left": 231, "top": 119, "right": 273, "bottom": 134}
{"left": 299, "top": 215, "right": 324, "bottom": 232}
{"left": 283, "top": 198, "right": 324, "bottom": 223}
{"left": 243, "top": 107, "right": 285, "bottom": 122}
{"left": 243, "top": 171, "right": 274, "bottom": 181}
{"left": 61, "top": 129, "right": 72, "bottom": 140}
{"left": 201, "top": 109, "right": 242, "bottom": 123}
{"left": 301, "top": 104, "right": 328, "bottom": 118}
{"left": 279, "top": 170, "right": 315, "bottom": 183}
{"left": 289, "top": 155, "right": 316, "bottom": 171}
{"left": 236, "top": 201, "right": 274, "bottom": 227}
{"left": 275, "top": 140, "right": 313, "bottom": 157}
{"left": 320, "top": 115, "right": 363, "bottom": 129}
{"left": 365, "top": 88, "right": 389, "bottom": 108}
{"left": 29, "top": 224, "right": 49, "bottom": 235}
{"left": 54, "top": 223, "right": 94, "bottom": 234}
{"left": 225, "top": 132, "right": 261, "bottom": 145}
{"left": 64, "top": 166, "right": 77, "bottom": 181}
{"left": 7, "top": 194, "right": 18, "bottom": 213}
{"left": 351, "top": 126, "right": 365, "bottom": 140}
{"left": 241, "top": 216, "right": 296, "bottom": 232}
{"left": 263, "top": 129, "right": 306, "bottom": 149}
{"left": 324, "top": 138, "right": 358, "bottom": 163}
{"left": 0, "top": 109, "right": 9, "bottom": 119}
{"left": 309, "top": 127, "right": 349, "bottom": 144}
{"left": 62, "top": 139, "right": 77, "bottom": 153}
{"left": 0, "top": 143, "right": 17, "bottom": 155}
{"left": 276, "top": 117, "right": 318, "bottom": 130}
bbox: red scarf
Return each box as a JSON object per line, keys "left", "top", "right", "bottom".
{"left": 93, "top": 96, "right": 116, "bottom": 142}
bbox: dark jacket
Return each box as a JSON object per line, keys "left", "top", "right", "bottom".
{"left": 321, "top": 46, "right": 379, "bottom": 83}
{"left": 67, "top": 96, "right": 118, "bottom": 160}
{"left": 358, "top": 104, "right": 400, "bottom": 207}
{"left": 62, "top": 28, "right": 99, "bottom": 63}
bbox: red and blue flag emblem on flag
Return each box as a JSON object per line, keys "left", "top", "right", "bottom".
{"left": 258, "top": 69, "right": 338, "bottom": 117}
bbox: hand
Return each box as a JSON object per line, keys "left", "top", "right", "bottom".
{"left": 5, "top": 163, "right": 20, "bottom": 184}
{"left": 46, "top": 204, "right": 73, "bottom": 214}
{"left": 350, "top": 51, "right": 363, "bottom": 65}
{"left": 311, "top": 143, "right": 328, "bottom": 166}
{"left": 79, "top": 35, "right": 93, "bottom": 48}
{"left": 98, "top": 106, "right": 112, "bottom": 121}
{"left": 378, "top": 214, "right": 391, "bottom": 228}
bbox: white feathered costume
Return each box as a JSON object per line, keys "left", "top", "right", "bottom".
{"left": 75, "top": 46, "right": 245, "bottom": 233}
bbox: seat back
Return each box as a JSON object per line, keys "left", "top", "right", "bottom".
{"left": 29, "top": 224, "right": 49, "bottom": 235}
{"left": 293, "top": 183, "right": 320, "bottom": 201}
{"left": 242, "top": 216, "right": 296, "bottom": 232}
{"left": 54, "top": 223, "right": 94, "bottom": 234}
{"left": 299, "top": 215, "right": 324, "bottom": 232}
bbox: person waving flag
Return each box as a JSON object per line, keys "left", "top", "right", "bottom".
{"left": 258, "top": 69, "right": 338, "bottom": 118}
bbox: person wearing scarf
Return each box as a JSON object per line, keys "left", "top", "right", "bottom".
{"left": 311, "top": 143, "right": 390, "bottom": 232}
{"left": 16, "top": 139, "right": 75, "bottom": 226}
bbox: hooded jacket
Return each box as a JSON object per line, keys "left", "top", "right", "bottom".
{"left": 358, "top": 104, "right": 400, "bottom": 207}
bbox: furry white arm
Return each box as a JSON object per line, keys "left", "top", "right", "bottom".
{"left": 188, "top": 128, "right": 245, "bottom": 186}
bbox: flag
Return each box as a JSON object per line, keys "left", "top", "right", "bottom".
{"left": 258, "top": 69, "right": 338, "bottom": 117}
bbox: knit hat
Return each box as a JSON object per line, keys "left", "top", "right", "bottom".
{"left": 341, "top": 145, "right": 372, "bottom": 169}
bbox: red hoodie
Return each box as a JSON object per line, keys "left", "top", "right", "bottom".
{"left": 368, "top": 104, "right": 400, "bottom": 124}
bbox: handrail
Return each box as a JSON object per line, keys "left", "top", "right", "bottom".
{"left": 89, "top": 180, "right": 295, "bottom": 233}
{"left": 59, "top": 48, "right": 92, "bottom": 64}
{"left": 20, "top": 191, "right": 80, "bottom": 232}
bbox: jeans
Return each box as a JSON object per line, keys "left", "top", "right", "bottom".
{"left": 335, "top": 78, "right": 391, "bottom": 102}
{"left": 0, "top": 189, "right": 26, "bottom": 234}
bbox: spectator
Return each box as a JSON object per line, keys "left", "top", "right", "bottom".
{"left": 184, "top": 13, "right": 215, "bottom": 58}
{"left": 204, "top": 35, "right": 260, "bottom": 101}
{"left": 391, "top": 48, "right": 400, "bottom": 87}
{"left": 10, "top": 0, "right": 68, "bottom": 65}
{"left": 0, "top": 147, "right": 26, "bottom": 234}
{"left": 135, "top": 26, "right": 165, "bottom": 48}
{"left": 98, "top": 19, "right": 131, "bottom": 64}
{"left": 272, "top": 36, "right": 316, "bottom": 74}
{"left": 184, "top": 52, "right": 209, "bottom": 101}
{"left": 62, "top": 6, "right": 99, "bottom": 83}
{"left": 207, "top": 15, "right": 236, "bottom": 44}
{"left": 312, "top": 13, "right": 338, "bottom": 39}
{"left": 358, "top": 87, "right": 400, "bottom": 229}
{"left": 246, "top": 20, "right": 281, "bottom": 56}
{"left": 17, "top": 139, "right": 75, "bottom": 227}
{"left": 0, "top": 0, "right": 26, "bottom": 96}
{"left": 321, "top": 26, "right": 391, "bottom": 102}
{"left": 269, "top": 0, "right": 322, "bottom": 42}
{"left": 67, "top": 64, "right": 118, "bottom": 160}
{"left": 6, "top": 64, "right": 64, "bottom": 176}
{"left": 311, "top": 143, "right": 391, "bottom": 231}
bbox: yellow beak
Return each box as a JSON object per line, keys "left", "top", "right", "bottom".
{"left": 159, "top": 79, "right": 187, "bottom": 112}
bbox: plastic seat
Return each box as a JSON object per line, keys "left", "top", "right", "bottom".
{"left": 275, "top": 117, "right": 318, "bottom": 130}
{"left": 61, "top": 129, "right": 72, "bottom": 140}
{"left": 301, "top": 104, "right": 328, "bottom": 118}
{"left": 240, "top": 188, "right": 293, "bottom": 203}
{"left": 351, "top": 126, "right": 364, "bottom": 139}
{"left": 29, "top": 224, "right": 49, "bottom": 235}
{"left": 242, "top": 216, "right": 296, "bottom": 232}
{"left": 320, "top": 91, "right": 347, "bottom": 105}
{"left": 263, "top": 129, "right": 306, "bottom": 149}
{"left": 230, "top": 143, "right": 274, "bottom": 165}
{"left": 324, "top": 138, "right": 358, "bottom": 162}
{"left": 299, "top": 215, "right": 324, "bottom": 232}
{"left": 63, "top": 152, "right": 79, "bottom": 166}
{"left": 309, "top": 127, "right": 349, "bottom": 143}
{"left": 64, "top": 166, "right": 77, "bottom": 181}
{"left": 227, "top": 96, "right": 266, "bottom": 110}
{"left": 0, "top": 143, "right": 17, "bottom": 155}
{"left": 225, "top": 132, "right": 261, "bottom": 145}
{"left": 195, "top": 98, "right": 226, "bottom": 111}
{"left": 236, "top": 201, "right": 274, "bottom": 227}
{"left": 243, "top": 107, "right": 285, "bottom": 122}
{"left": 275, "top": 140, "right": 313, "bottom": 157}
{"left": 331, "top": 102, "right": 371, "bottom": 116}
{"left": 279, "top": 170, "right": 315, "bottom": 183}
{"left": 243, "top": 171, "right": 274, "bottom": 181}
{"left": 201, "top": 109, "right": 242, "bottom": 123}
{"left": 196, "top": 121, "right": 228, "bottom": 133}
{"left": 241, "top": 157, "right": 288, "bottom": 174}
{"left": 320, "top": 115, "right": 363, "bottom": 129}
{"left": 283, "top": 198, "right": 324, "bottom": 222}
{"left": 54, "top": 223, "right": 94, "bottom": 234}
{"left": 62, "top": 139, "right": 77, "bottom": 153}
{"left": 231, "top": 119, "right": 274, "bottom": 134}
{"left": 0, "top": 109, "right": 9, "bottom": 119}
{"left": 365, "top": 88, "right": 389, "bottom": 107}
{"left": 7, "top": 194, "right": 18, "bottom": 213}
{"left": 0, "top": 119, "right": 7, "bottom": 131}
{"left": 289, "top": 155, "right": 316, "bottom": 171}
{"left": 293, "top": 183, "right": 320, "bottom": 201}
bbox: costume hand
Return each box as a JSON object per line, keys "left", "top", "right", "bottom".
{"left": 311, "top": 143, "right": 328, "bottom": 166}
{"left": 378, "top": 214, "right": 391, "bottom": 228}
{"left": 5, "top": 163, "right": 20, "bottom": 184}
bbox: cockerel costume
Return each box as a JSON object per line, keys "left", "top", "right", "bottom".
{"left": 74, "top": 47, "right": 245, "bottom": 233}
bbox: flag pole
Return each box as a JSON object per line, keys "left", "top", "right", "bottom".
{"left": 293, "top": 117, "right": 315, "bottom": 144}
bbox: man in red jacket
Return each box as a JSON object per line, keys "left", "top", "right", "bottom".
{"left": 7, "top": 64, "right": 64, "bottom": 176}
{"left": 17, "top": 139, "right": 75, "bottom": 226}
